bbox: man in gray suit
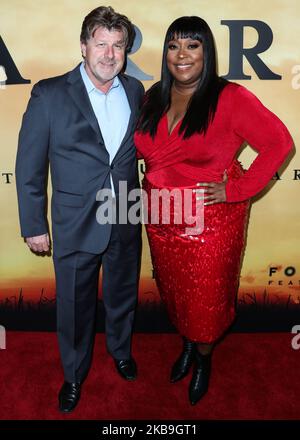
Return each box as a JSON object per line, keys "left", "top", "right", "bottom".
{"left": 16, "top": 6, "right": 144, "bottom": 413}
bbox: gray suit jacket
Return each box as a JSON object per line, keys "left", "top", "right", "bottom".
{"left": 16, "top": 64, "right": 144, "bottom": 254}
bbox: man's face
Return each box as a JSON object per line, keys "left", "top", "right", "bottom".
{"left": 81, "top": 26, "right": 126, "bottom": 92}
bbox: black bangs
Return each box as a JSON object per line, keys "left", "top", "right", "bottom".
{"left": 166, "top": 16, "right": 206, "bottom": 43}
{"left": 167, "top": 30, "right": 203, "bottom": 43}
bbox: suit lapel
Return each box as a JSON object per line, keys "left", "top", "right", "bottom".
{"left": 66, "top": 67, "right": 137, "bottom": 160}
{"left": 66, "top": 65, "right": 104, "bottom": 145}
{"left": 112, "top": 74, "right": 137, "bottom": 163}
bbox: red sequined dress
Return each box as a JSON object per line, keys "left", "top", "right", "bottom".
{"left": 134, "top": 83, "right": 293, "bottom": 343}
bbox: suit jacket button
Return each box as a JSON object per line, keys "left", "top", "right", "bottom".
{"left": 110, "top": 164, "right": 114, "bottom": 170}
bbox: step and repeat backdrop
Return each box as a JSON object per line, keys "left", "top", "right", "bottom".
{"left": 0, "top": 0, "right": 299, "bottom": 331}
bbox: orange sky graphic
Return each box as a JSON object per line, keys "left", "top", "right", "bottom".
{"left": 1, "top": 0, "right": 299, "bottom": 309}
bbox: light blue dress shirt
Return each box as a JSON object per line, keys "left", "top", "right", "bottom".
{"left": 80, "top": 63, "right": 131, "bottom": 196}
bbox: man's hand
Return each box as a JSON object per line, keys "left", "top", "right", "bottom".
{"left": 26, "top": 233, "right": 50, "bottom": 253}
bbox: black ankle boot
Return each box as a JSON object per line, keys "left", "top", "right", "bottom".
{"left": 170, "top": 337, "right": 196, "bottom": 383}
{"left": 189, "top": 351, "right": 211, "bottom": 405}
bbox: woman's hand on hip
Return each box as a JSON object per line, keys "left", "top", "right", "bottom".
{"left": 195, "top": 170, "right": 228, "bottom": 206}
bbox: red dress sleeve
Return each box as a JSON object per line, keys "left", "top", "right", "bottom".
{"left": 225, "top": 85, "right": 294, "bottom": 202}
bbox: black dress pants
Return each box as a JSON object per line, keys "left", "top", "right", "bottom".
{"left": 53, "top": 225, "right": 141, "bottom": 383}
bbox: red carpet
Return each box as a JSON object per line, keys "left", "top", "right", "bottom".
{"left": 0, "top": 332, "right": 299, "bottom": 420}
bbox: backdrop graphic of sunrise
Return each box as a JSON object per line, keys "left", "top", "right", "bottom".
{"left": 0, "top": 0, "right": 299, "bottom": 314}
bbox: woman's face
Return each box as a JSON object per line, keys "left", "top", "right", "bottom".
{"left": 166, "top": 36, "right": 203, "bottom": 86}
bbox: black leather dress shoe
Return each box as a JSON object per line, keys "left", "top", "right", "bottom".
{"left": 170, "top": 337, "right": 196, "bottom": 383}
{"left": 58, "top": 381, "right": 81, "bottom": 413}
{"left": 114, "top": 358, "right": 137, "bottom": 381}
{"left": 189, "top": 351, "right": 211, "bottom": 405}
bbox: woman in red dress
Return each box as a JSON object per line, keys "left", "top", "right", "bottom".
{"left": 134, "top": 16, "right": 293, "bottom": 405}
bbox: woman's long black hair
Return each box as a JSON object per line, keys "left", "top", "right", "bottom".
{"left": 136, "top": 16, "right": 228, "bottom": 139}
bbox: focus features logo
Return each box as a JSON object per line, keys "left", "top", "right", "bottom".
{"left": 268, "top": 266, "right": 300, "bottom": 287}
